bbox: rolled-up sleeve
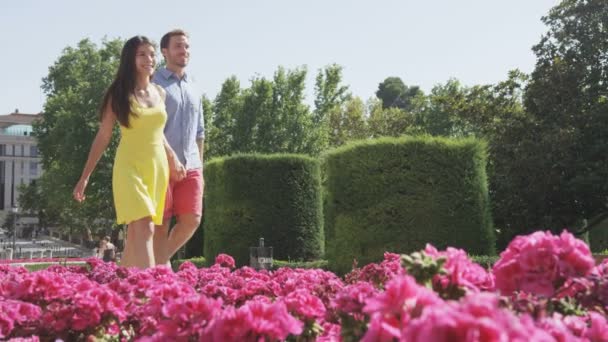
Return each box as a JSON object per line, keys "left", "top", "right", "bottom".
{"left": 197, "top": 98, "right": 205, "bottom": 140}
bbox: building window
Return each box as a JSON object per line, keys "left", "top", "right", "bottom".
{"left": 0, "top": 145, "right": 5, "bottom": 156}
{"left": 30, "top": 145, "right": 38, "bottom": 157}
{"left": 29, "top": 162, "right": 38, "bottom": 176}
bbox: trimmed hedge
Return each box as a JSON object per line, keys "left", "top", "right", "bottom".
{"left": 272, "top": 259, "right": 329, "bottom": 270}
{"left": 323, "top": 136, "right": 495, "bottom": 274}
{"left": 203, "top": 154, "right": 324, "bottom": 267}
{"left": 590, "top": 219, "right": 608, "bottom": 253}
{"left": 470, "top": 255, "right": 499, "bottom": 269}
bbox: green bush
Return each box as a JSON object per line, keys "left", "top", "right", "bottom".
{"left": 589, "top": 218, "right": 608, "bottom": 253}
{"left": 323, "top": 136, "right": 495, "bottom": 274}
{"left": 272, "top": 259, "right": 329, "bottom": 270}
{"left": 470, "top": 255, "right": 499, "bottom": 269}
{"left": 203, "top": 154, "right": 324, "bottom": 267}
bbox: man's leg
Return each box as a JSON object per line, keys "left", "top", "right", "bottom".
{"left": 166, "top": 213, "right": 201, "bottom": 259}
{"left": 165, "top": 169, "right": 203, "bottom": 260}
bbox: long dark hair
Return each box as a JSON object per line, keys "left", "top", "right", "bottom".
{"left": 100, "top": 36, "right": 154, "bottom": 127}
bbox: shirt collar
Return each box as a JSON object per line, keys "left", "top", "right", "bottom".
{"left": 159, "top": 67, "right": 188, "bottom": 82}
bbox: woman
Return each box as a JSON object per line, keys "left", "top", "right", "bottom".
{"left": 73, "top": 36, "right": 185, "bottom": 269}
{"left": 98, "top": 236, "right": 116, "bottom": 262}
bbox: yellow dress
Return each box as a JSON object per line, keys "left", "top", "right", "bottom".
{"left": 112, "top": 97, "right": 169, "bottom": 225}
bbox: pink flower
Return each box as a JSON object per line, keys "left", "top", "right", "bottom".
{"left": 364, "top": 275, "right": 442, "bottom": 317}
{"left": 244, "top": 300, "right": 303, "bottom": 340}
{"left": 332, "top": 282, "right": 378, "bottom": 317}
{"left": 563, "top": 315, "right": 588, "bottom": 337}
{"left": 363, "top": 314, "right": 402, "bottom": 342}
{"left": 493, "top": 230, "right": 594, "bottom": 297}
{"left": 586, "top": 312, "right": 608, "bottom": 342}
{"left": 208, "top": 301, "right": 303, "bottom": 341}
{"left": 591, "top": 258, "right": 608, "bottom": 277}
{"left": 1, "top": 271, "right": 78, "bottom": 303}
{"left": 215, "top": 254, "right": 236, "bottom": 269}
{"left": 536, "top": 314, "right": 583, "bottom": 341}
{"left": 281, "top": 289, "right": 326, "bottom": 320}
{"left": 4, "top": 230, "right": 607, "bottom": 341}
{"left": 424, "top": 244, "right": 495, "bottom": 293}
{"left": 345, "top": 252, "right": 404, "bottom": 286}
{"left": 402, "top": 293, "right": 555, "bottom": 342}
{"left": 204, "top": 306, "right": 251, "bottom": 341}
{"left": 362, "top": 275, "right": 442, "bottom": 341}
{"left": 147, "top": 295, "right": 223, "bottom": 340}
{"left": 5, "top": 337, "right": 40, "bottom": 342}
{"left": 176, "top": 262, "right": 198, "bottom": 285}
{"left": 317, "top": 322, "right": 342, "bottom": 342}
{"left": 38, "top": 281, "right": 127, "bottom": 333}
{"left": 0, "top": 299, "right": 41, "bottom": 339}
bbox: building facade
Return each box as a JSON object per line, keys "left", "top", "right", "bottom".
{"left": 0, "top": 111, "right": 42, "bottom": 212}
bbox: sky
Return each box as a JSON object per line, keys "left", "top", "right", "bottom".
{"left": 0, "top": 0, "right": 560, "bottom": 114}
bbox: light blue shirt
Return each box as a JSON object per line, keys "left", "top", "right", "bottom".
{"left": 153, "top": 67, "right": 204, "bottom": 170}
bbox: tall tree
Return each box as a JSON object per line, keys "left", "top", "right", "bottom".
{"left": 207, "top": 76, "right": 242, "bottom": 158}
{"left": 420, "top": 71, "right": 529, "bottom": 138}
{"left": 208, "top": 66, "right": 324, "bottom": 157}
{"left": 312, "top": 64, "right": 351, "bottom": 151}
{"left": 327, "top": 97, "right": 367, "bottom": 147}
{"left": 521, "top": 0, "right": 608, "bottom": 230}
{"left": 314, "top": 65, "right": 351, "bottom": 121}
{"left": 33, "top": 38, "right": 123, "bottom": 233}
{"left": 420, "top": 79, "right": 468, "bottom": 137}
{"left": 376, "top": 76, "right": 424, "bottom": 111}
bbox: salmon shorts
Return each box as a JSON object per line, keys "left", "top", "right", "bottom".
{"left": 163, "top": 168, "right": 203, "bottom": 221}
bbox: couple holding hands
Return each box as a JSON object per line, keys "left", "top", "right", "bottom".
{"left": 73, "top": 30, "right": 203, "bottom": 269}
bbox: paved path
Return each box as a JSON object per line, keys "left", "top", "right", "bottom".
{"left": 0, "top": 234, "right": 94, "bottom": 260}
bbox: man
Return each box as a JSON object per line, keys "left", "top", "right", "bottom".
{"left": 152, "top": 29, "right": 204, "bottom": 266}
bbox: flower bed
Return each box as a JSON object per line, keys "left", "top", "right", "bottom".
{"left": 1, "top": 230, "right": 607, "bottom": 341}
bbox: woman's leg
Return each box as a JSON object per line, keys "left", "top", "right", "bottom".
{"left": 123, "top": 217, "right": 155, "bottom": 269}
{"left": 120, "top": 228, "right": 134, "bottom": 267}
{"left": 120, "top": 236, "right": 133, "bottom": 267}
{"left": 153, "top": 222, "right": 171, "bottom": 267}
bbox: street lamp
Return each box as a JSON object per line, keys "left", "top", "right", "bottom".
{"left": 11, "top": 206, "right": 19, "bottom": 255}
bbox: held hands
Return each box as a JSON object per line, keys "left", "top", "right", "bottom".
{"left": 73, "top": 177, "right": 88, "bottom": 202}
{"left": 169, "top": 157, "right": 187, "bottom": 182}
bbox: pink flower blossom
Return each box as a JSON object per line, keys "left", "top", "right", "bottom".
{"left": 424, "top": 244, "right": 495, "bottom": 293}
{"left": 362, "top": 275, "right": 442, "bottom": 341}
{"left": 402, "top": 293, "right": 555, "bottom": 342}
{"left": 281, "top": 289, "right": 326, "bottom": 320}
{"left": 586, "top": 312, "right": 608, "bottom": 342}
{"left": 0, "top": 299, "right": 41, "bottom": 339}
{"left": 215, "top": 254, "right": 236, "bottom": 269}
{"left": 493, "top": 230, "right": 594, "bottom": 296}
